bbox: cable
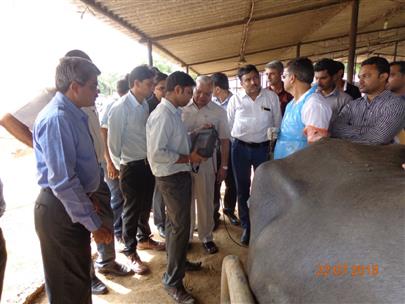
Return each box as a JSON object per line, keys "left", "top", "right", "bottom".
{"left": 219, "top": 193, "right": 248, "bottom": 248}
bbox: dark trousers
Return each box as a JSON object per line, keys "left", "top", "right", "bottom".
{"left": 213, "top": 149, "right": 237, "bottom": 221}
{"left": 0, "top": 228, "right": 6, "bottom": 301}
{"left": 120, "top": 160, "right": 154, "bottom": 255}
{"left": 35, "top": 189, "right": 91, "bottom": 304}
{"left": 231, "top": 139, "right": 269, "bottom": 230}
{"left": 156, "top": 172, "right": 191, "bottom": 288}
{"left": 153, "top": 182, "right": 166, "bottom": 229}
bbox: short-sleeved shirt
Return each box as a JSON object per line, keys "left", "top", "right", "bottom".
{"left": 13, "top": 88, "right": 56, "bottom": 130}
{"left": 227, "top": 88, "right": 282, "bottom": 143}
{"left": 182, "top": 101, "right": 230, "bottom": 140}
{"left": 301, "top": 92, "right": 332, "bottom": 130}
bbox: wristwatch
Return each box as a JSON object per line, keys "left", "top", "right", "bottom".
{"left": 222, "top": 166, "right": 228, "bottom": 170}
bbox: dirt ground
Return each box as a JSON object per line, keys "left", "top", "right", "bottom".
{"left": 0, "top": 129, "right": 249, "bottom": 304}
{"left": 32, "top": 215, "right": 248, "bottom": 304}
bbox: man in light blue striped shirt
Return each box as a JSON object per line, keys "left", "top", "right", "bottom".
{"left": 108, "top": 65, "right": 164, "bottom": 275}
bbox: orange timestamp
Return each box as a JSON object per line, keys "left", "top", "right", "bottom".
{"left": 315, "top": 262, "right": 379, "bottom": 277}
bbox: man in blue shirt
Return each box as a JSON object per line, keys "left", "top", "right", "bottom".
{"left": 33, "top": 57, "right": 113, "bottom": 303}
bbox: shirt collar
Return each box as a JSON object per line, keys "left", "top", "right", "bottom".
{"left": 186, "top": 99, "right": 214, "bottom": 110}
{"left": 316, "top": 86, "right": 339, "bottom": 97}
{"left": 295, "top": 88, "right": 313, "bottom": 104}
{"left": 162, "top": 98, "right": 180, "bottom": 114}
{"left": 128, "top": 91, "right": 145, "bottom": 108}
{"left": 364, "top": 89, "right": 393, "bottom": 103}
{"left": 55, "top": 91, "right": 88, "bottom": 120}
{"left": 213, "top": 92, "right": 232, "bottom": 105}
{"left": 241, "top": 87, "right": 264, "bottom": 99}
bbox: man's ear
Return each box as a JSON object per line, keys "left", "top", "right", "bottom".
{"left": 133, "top": 79, "right": 141, "bottom": 89}
{"left": 379, "top": 72, "right": 389, "bottom": 83}
{"left": 70, "top": 81, "right": 80, "bottom": 95}
{"left": 174, "top": 85, "right": 182, "bottom": 95}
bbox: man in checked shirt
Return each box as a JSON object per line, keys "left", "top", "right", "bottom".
{"left": 331, "top": 56, "right": 405, "bottom": 144}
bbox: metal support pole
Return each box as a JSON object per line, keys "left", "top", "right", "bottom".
{"left": 347, "top": 0, "right": 359, "bottom": 84}
{"left": 296, "top": 43, "right": 301, "bottom": 58}
{"left": 393, "top": 41, "right": 398, "bottom": 61}
{"left": 186, "top": 65, "right": 189, "bottom": 74}
{"left": 147, "top": 40, "right": 153, "bottom": 66}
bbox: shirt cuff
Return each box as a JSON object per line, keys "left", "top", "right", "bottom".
{"left": 84, "top": 212, "right": 103, "bottom": 232}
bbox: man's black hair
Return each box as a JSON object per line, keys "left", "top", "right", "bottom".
{"left": 128, "top": 65, "right": 155, "bottom": 87}
{"left": 154, "top": 72, "right": 168, "bottom": 85}
{"left": 314, "top": 58, "right": 339, "bottom": 76}
{"left": 237, "top": 64, "right": 259, "bottom": 81}
{"left": 286, "top": 57, "right": 314, "bottom": 84}
{"left": 211, "top": 72, "right": 229, "bottom": 90}
{"left": 361, "top": 56, "right": 390, "bottom": 75}
{"left": 166, "top": 71, "right": 196, "bottom": 92}
{"left": 390, "top": 61, "right": 405, "bottom": 74}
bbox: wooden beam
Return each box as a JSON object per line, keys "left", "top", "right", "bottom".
{"left": 347, "top": 0, "right": 359, "bottom": 84}
{"left": 210, "top": 39, "right": 404, "bottom": 76}
{"left": 187, "top": 25, "right": 405, "bottom": 66}
{"left": 296, "top": 43, "right": 301, "bottom": 58}
{"left": 77, "top": 0, "right": 199, "bottom": 75}
{"left": 282, "top": 1, "right": 351, "bottom": 62}
{"left": 147, "top": 40, "right": 153, "bottom": 66}
{"left": 394, "top": 41, "right": 398, "bottom": 61}
{"left": 142, "top": 1, "right": 349, "bottom": 42}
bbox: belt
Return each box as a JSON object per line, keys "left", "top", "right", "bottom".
{"left": 125, "top": 159, "right": 149, "bottom": 167}
{"left": 235, "top": 139, "right": 269, "bottom": 148}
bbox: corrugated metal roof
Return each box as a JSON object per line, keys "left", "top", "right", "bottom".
{"left": 73, "top": 0, "right": 405, "bottom": 76}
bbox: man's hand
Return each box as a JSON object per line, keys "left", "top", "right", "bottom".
{"left": 92, "top": 226, "right": 113, "bottom": 244}
{"left": 107, "top": 160, "right": 119, "bottom": 179}
{"left": 190, "top": 150, "right": 207, "bottom": 164}
{"left": 216, "top": 167, "right": 227, "bottom": 183}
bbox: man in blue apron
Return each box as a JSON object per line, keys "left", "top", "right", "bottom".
{"left": 274, "top": 58, "right": 332, "bottom": 159}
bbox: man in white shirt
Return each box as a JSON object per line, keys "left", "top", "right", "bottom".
{"left": 227, "top": 64, "right": 282, "bottom": 245}
{"left": 182, "top": 76, "right": 230, "bottom": 254}
{"left": 147, "top": 71, "right": 205, "bottom": 304}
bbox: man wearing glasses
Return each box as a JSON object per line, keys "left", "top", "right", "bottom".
{"left": 274, "top": 57, "right": 331, "bottom": 160}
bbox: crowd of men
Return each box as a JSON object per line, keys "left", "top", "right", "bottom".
{"left": 0, "top": 50, "right": 404, "bottom": 304}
